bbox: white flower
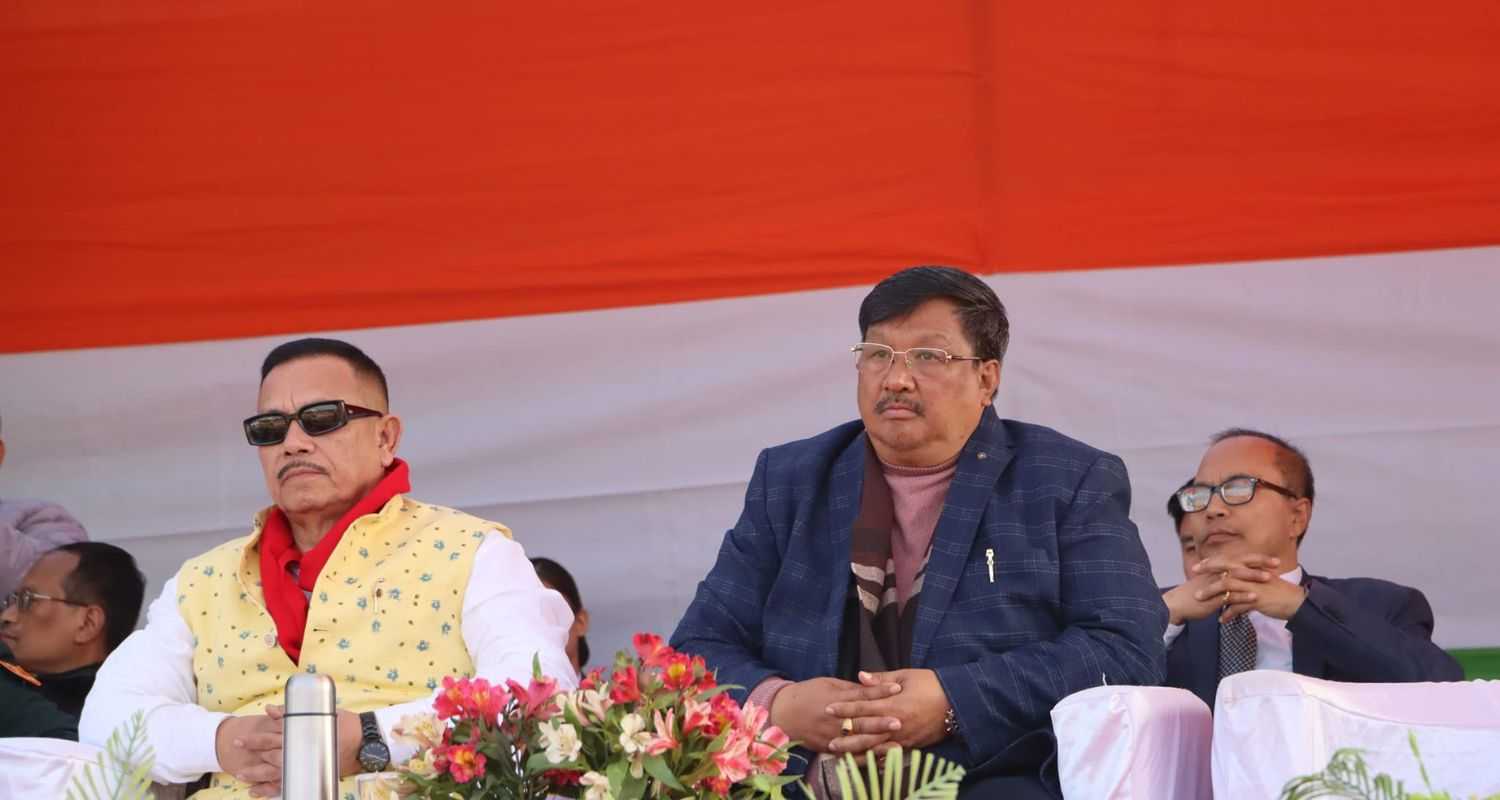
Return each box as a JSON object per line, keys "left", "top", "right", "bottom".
{"left": 403, "top": 752, "right": 438, "bottom": 778}
{"left": 539, "top": 719, "right": 582, "bottom": 764}
{"left": 581, "top": 771, "right": 613, "bottom": 800}
{"left": 391, "top": 712, "right": 444, "bottom": 751}
{"left": 578, "top": 688, "right": 611, "bottom": 722}
{"left": 618, "top": 713, "right": 652, "bottom": 756}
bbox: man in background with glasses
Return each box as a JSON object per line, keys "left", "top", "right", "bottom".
{"left": 672, "top": 266, "right": 1166, "bottom": 799}
{"left": 81, "top": 338, "right": 575, "bottom": 800}
{"left": 1162, "top": 429, "right": 1462, "bottom": 711}
{"left": 0, "top": 542, "right": 145, "bottom": 738}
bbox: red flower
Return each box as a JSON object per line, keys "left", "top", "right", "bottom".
{"left": 713, "top": 730, "right": 753, "bottom": 783}
{"left": 690, "top": 655, "right": 717, "bottom": 693}
{"left": 660, "top": 653, "right": 696, "bottom": 691}
{"left": 696, "top": 775, "right": 732, "bottom": 797}
{"left": 579, "top": 666, "right": 607, "bottom": 691}
{"left": 609, "top": 665, "right": 641, "bottom": 704}
{"left": 632, "top": 632, "right": 673, "bottom": 668}
{"left": 751, "top": 725, "right": 790, "bottom": 775}
{"left": 433, "top": 675, "right": 508, "bottom": 725}
{"left": 445, "top": 744, "right": 487, "bottom": 783}
{"left": 542, "top": 768, "right": 583, "bottom": 786}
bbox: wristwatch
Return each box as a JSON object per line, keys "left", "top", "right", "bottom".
{"left": 357, "top": 711, "right": 391, "bottom": 773}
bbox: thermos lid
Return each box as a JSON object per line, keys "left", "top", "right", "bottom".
{"left": 284, "top": 672, "right": 338, "bottom": 715}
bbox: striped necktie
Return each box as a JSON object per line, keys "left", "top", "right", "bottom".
{"left": 1218, "top": 614, "right": 1258, "bottom": 678}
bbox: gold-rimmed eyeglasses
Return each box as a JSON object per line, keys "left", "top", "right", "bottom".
{"left": 1, "top": 588, "right": 88, "bottom": 613}
{"left": 851, "top": 342, "right": 985, "bottom": 379}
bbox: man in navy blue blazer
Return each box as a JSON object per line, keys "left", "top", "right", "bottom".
{"left": 1162, "top": 429, "right": 1463, "bottom": 711}
{"left": 671, "top": 267, "right": 1167, "bottom": 799}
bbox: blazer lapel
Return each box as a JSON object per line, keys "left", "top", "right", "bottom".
{"left": 910, "top": 412, "right": 1015, "bottom": 666}
{"left": 821, "top": 432, "right": 867, "bottom": 676}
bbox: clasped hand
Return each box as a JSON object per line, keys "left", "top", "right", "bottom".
{"left": 215, "top": 705, "right": 364, "bottom": 797}
{"left": 770, "top": 670, "right": 951, "bottom": 757}
{"left": 1164, "top": 553, "right": 1305, "bottom": 624}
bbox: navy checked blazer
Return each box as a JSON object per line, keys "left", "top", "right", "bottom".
{"left": 670, "top": 411, "right": 1168, "bottom": 785}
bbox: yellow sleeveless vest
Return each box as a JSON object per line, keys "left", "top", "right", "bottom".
{"left": 177, "top": 495, "right": 503, "bottom": 799}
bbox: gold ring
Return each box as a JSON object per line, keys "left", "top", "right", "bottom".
{"left": 841, "top": 718, "right": 854, "bottom": 736}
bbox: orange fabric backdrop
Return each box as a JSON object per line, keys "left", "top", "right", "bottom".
{"left": 3, "top": 2, "right": 1499, "bottom": 354}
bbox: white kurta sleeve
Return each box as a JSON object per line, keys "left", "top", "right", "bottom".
{"left": 79, "top": 576, "right": 229, "bottom": 784}
{"left": 372, "top": 531, "right": 577, "bottom": 764}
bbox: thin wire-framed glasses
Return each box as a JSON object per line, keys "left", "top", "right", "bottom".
{"left": 1, "top": 588, "right": 88, "bottom": 613}
{"left": 851, "top": 342, "right": 984, "bottom": 379}
{"left": 1176, "top": 476, "right": 1300, "bottom": 513}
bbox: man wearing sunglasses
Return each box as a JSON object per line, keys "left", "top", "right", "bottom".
{"left": 672, "top": 267, "right": 1166, "bottom": 800}
{"left": 81, "top": 338, "right": 575, "bottom": 800}
{"left": 1162, "top": 428, "right": 1462, "bottom": 710}
{"left": 0, "top": 542, "right": 145, "bottom": 738}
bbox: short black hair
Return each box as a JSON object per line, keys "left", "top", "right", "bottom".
{"left": 530, "top": 557, "right": 589, "bottom": 667}
{"left": 54, "top": 542, "right": 146, "bottom": 654}
{"left": 1166, "top": 478, "right": 1193, "bottom": 532}
{"left": 260, "top": 338, "right": 389, "bottom": 405}
{"left": 1210, "top": 427, "right": 1315, "bottom": 545}
{"left": 859, "top": 267, "right": 1009, "bottom": 396}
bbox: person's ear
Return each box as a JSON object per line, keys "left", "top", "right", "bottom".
{"left": 978, "top": 360, "right": 1002, "bottom": 407}
{"left": 1289, "top": 497, "right": 1313, "bottom": 543}
{"left": 74, "top": 605, "right": 106, "bottom": 646}
{"left": 0, "top": 438, "right": 7, "bottom": 471}
{"left": 572, "top": 607, "right": 590, "bottom": 637}
{"left": 377, "top": 414, "right": 403, "bottom": 467}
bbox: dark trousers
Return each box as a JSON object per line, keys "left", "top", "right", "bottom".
{"left": 959, "top": 772, "right": 1061, "bottom": 800}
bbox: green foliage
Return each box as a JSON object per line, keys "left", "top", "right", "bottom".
{"left": 1279, "top": 732, "right": 1500, "bottom": 800}
{"left": 833, "top": 747, "right": 966, "bottom": 800}
{"left": 66, "top": 710, "right": 156, "bottom": 800}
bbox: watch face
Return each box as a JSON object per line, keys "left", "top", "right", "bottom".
{"left": 358, "top": 739, "right": 391, "bottom": 772}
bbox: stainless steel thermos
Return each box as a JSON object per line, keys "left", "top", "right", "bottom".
{"left": 281, "top": 673, "right": 339, "bottom": 800}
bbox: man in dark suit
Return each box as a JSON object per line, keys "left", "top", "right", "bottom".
{"left": 671, "top": 266, "right": 1167, "bottom": 799}
{"left": 1163, "top": 429, "right": 1463, "bottom": 711}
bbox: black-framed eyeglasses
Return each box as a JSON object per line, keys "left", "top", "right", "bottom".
{"left": 1, "top": 588, "right": 88, "bottom": 613}
{"left": 1176, "top": 476, "right": 1300, "bottom": 513}
{"left": 851, "top": 342, "right": 985, "bottom": 379}
{"left": 243, "top": 400, "right": 384, "bottom": 447}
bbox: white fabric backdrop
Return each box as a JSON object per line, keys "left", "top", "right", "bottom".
{"left": 2, "top": 246, "right": 1497, "bottom": 661}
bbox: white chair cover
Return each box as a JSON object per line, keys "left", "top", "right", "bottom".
{"left": 1212, "top": 671, "right": 1500, "bottom": 800}
{"left": 1051, "top": 685, "right": 1213, "bottom": 799}
{"left": 0, "top": 737, "right": 185, "bottom": 799}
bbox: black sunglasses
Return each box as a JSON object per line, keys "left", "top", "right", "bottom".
{"left": 243, "top": 400, "right": 384, "bottom": 447}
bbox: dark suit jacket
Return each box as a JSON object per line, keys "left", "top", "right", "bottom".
{"left": 670, "top": 412, "right": 1168, "bottom": 788}
{"left": 1165, "top": 572, "right": 1465, "bottom": 709}
{"left": 0, "top": 644, "right": 95, "bottom": 739}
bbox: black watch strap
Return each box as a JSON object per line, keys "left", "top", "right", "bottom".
{"left": 358, "top": 711, "right": 389, "bottom": 771}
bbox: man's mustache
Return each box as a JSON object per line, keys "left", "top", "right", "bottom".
{"left": 278, "top": 460, "right": 329, "bottom": 480}
{"left": 875, "top": 395, "right": 923, "bottom": 415}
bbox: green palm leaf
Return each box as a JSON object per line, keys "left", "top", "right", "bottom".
{"left": 834, "top": 747, "right": 965, "bottom": 800}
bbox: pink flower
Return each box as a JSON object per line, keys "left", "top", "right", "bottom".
{"left": 609, "top": 665, "right": 641, "bottom": 705}
{"left": 712, "top": 730, "right": 753, "bottom": 784}
{"left": 736, "top": 701, "right": 768, "bottom": 736}
{"left": 645, "top": 708, "right": 679, "bottom": 756}
{"left": 507, "top": 674, "right": 560, "bottom": 720}
{"left": 444, "top": 743, "right": 487, "bottom": 783}
{"left": 751, "top": 725, "right": 790, "bottom": 775}
{"left": 682, "top": 697, "right": 714, "bottom": 735}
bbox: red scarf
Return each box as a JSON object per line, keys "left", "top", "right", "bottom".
{"left": 258, "top": 459, "right": 411, "bottom": 663}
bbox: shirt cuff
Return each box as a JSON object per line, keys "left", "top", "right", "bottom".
{"left": 747, "top": 676, "right": 793, "bottom": 716}
{"left": 145, "top": 705, "right": 231, "bottom": 782}
{"left": 373, "top": 699, "right": 436, "bottom": 766}
{"left": 1163, "top": 622, "right": 1185, "bottom": 647}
